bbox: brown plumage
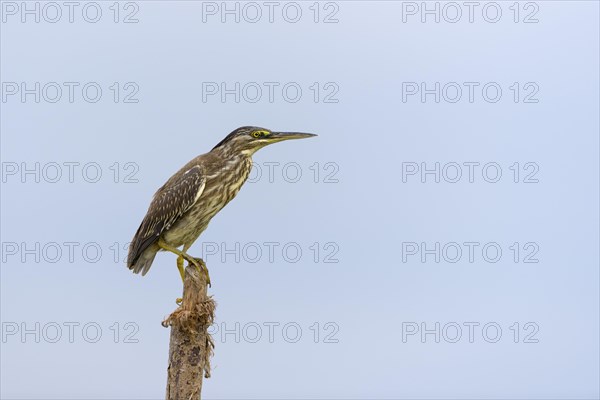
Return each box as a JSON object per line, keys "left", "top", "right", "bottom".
{"left": 127, "top": 126, "right": 316, "bottom": 276}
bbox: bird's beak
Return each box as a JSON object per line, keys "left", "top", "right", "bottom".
{"left": 269, "top": 132, "right": 317, "bottom": 142}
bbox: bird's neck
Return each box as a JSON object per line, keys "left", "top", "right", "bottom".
{"left": 211, "top": 146, "right": 254, "bottom": 169}
{"left": 212, "top": 145, "right": 256, "bottom": 160}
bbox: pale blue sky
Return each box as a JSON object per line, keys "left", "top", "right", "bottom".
{"left": 1, "top": 1, "right": 599, "bottom": 399}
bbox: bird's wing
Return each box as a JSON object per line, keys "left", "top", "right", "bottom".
{"left": 127, "top": 165, "right": 206, "bottom": 268}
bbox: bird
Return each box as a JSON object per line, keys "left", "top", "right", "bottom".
{"left": 126, "top": 126, "right": 316, "bottom": 285}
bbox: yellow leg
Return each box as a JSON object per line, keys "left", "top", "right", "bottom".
{"left": 158, "top": 238, "right": 198, "bottom": 269}
{"left": 159, "top": 238, "right": 211, "bottom": 287}
{"left": 175, "top": 255, "right": 185, "bottom": 305}
{"left": 176, "top": 255, "right": 185, "bottom": 282}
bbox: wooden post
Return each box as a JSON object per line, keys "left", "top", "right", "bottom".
{"left": 162, "top": 264, "right": 215, "bottom": 400}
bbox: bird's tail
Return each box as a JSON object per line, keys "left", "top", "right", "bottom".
{"left": 127, "top": 244, "right": 159, "bottom": 276}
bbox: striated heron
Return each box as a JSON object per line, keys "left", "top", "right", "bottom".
{"left": 126, "top": 126, "right": 316, "bottom": 286}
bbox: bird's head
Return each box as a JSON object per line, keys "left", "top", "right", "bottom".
{"left": 212, "top": 126, "right": 316, "bottom": 156}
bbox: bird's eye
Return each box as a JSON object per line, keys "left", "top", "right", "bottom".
{"left": 252, "top": 130, "right": 267, "bottom": 138}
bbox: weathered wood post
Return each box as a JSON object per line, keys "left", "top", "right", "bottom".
{"left": 162, "top": 263, "right": 215, "bottom": 400}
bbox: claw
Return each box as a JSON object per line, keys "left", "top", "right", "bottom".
{"left": 189, "top": 257, "right": 211, "bottom": 287}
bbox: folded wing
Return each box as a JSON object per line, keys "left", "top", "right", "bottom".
{"left": 127, "top": 165, "right": 206, "bottom": 273}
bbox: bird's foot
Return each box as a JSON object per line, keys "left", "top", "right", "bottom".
{"left": 189, "top": 257, "right": 211, "bottom": 287}
{"left": 175, "top": 258, "right": 209, "bottom": 305}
